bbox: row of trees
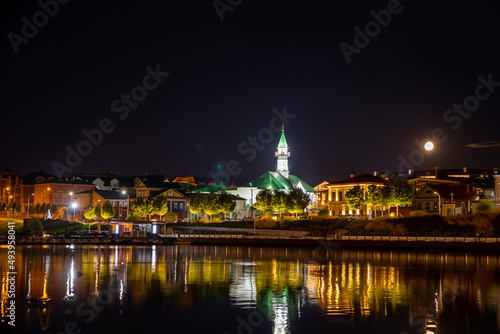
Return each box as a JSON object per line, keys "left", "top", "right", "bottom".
{"left": 189, "top": 190, "right": 236, "bottom": 221}
{"left": 83, "top": 201, "right": 116, "bottom": 221}
{"left": 128, "top": 195, "right": 178, "bottom": 222}
{"left": 344, "top": 175, "right": 415, "bottom": 217}
{"left": 0, "top": 202, "right": 58, "bottom": 217}
{"left": 253, "top": 188, "right": 310, "bottom": 218}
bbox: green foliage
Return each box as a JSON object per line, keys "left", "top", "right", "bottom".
{"left": 164, "top": 211, "right": 178, "bottom": 222}
{"left": 272, "top": 190, "right": 288, "bottom": 218}
{"left": 218, "top": 189, "right": 236, "bottom": 219}
{"left": 386, "top": 174, "right": 415, "bottom": 213}
{"left": 83, "top": 205, "right": 96, "bottom": 220}
{"left": 30, "top": 217, "right": 43, "bottom": 233}
{"left": 254, "top": 189, "right": 274, "bottom": 215}
{"left": 94, "top": 204, "right": 102, "bottom": 219}
{"left": 287, "top": 188, "right": 310, "bottom": 216}
{"left": 474, "top": 200, "right": 493, "bottom": 213}
{"left": 189, "top": 192, "right": 207, "bottom": 216}
{"left": 101, "top": 200, "right": 115, "bottom": 220}
{"left": 130, "top": 197, "right": 151, "bottom": 220}
{"left": 126, "top": 211, "right": 140, "bottom": 221}
{"left": 153, "top": 196, "right": 169, "bottom": 218}
{"left": 345, "top": 185, "right": 365, "bottom": 211}
{"left": 204, "top": 192, "right": 221, "bottom": 221}
{"left": 366, "top": 184, "right": 383, "bottom": 217}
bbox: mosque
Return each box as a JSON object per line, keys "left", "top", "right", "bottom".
{"left": 234, "top": 126, "right": 316, "bottom": 208}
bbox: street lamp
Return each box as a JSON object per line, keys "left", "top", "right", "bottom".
{"left": 27, "top": 193, "right": 34, "bottom": 218}
{"left": 434, "top": 192, "right": 441, "bottom": 216}
{"left": 71, "top": 202, "right": 77, "bottom": 230}
{"left": 122, "top": 190, "right": 130, "bottom": 220}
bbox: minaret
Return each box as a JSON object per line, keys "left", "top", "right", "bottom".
{"left": 275, "top": 124, "right": 290, "bottom": 178}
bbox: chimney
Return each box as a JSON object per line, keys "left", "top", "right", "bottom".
{"left": 373, "top": 171, "right": 379, "bottom": 177}
{"left": 435, "top": 166, "right": 439, "bottom": 178}
{"left": 462, "top": 166, "right": 467, "bottom": 173}
{"left": 408, "top": 169, "right": 414, "bottom": 176}
{"left": 350, "top": 171, "right": 356, "bottom": 178}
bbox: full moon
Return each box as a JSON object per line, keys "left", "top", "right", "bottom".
{"left": 424, "top": 141, "right": 434, "bottom": 151}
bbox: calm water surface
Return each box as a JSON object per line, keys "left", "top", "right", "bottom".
{"left": 1, "top": 245, "right": 500, "bottom": 333}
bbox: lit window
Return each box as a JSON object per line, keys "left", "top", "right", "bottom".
{"left": 174, "top": 203, "right": 178, "bottom": 209}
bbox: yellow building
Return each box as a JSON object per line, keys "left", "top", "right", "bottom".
{"left": 325, "top": 173, "right": 385, "bottom": 217}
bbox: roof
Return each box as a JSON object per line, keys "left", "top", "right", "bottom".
{"left": 415, "top": 184, "right": 479, "bottom": 201}
{"left": 327, "top": 174, "right": 386, "bottom": 186}
{"left": 247, "top": 171, "right": 315, "bottom": 193}
{"left": 231, "top": 195, "right": 247, "bottom": 201}
{"left": 196, "top": 185, "right": 229, "bottom": 193}
{"left": 278, "top": 130, "right": 288, "bottom": 148}
{"left": 94, "top": 189, "right": 128, "bottom": 200}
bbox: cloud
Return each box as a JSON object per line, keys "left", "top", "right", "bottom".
{"left": 466, "top": 141, "right": 500, "bottom": 148}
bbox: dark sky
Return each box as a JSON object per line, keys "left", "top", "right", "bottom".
{"left": 2, "top": 0, "right": 500, "bottom": 186}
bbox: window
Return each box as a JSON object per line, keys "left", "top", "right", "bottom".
{"left": 81, "top": 187, "right": 84, "bottom": 191}
{"left": 425, "top": 201, "right": 430, "bottom": 210}
{"left": 63, "top": 187, "right": 66, "bottom": 192}
{"left": 425, "top": 190, "right": 432, "bottom": 194}
{"left": 338, "top": 191, "right": 343, "bottom": 201}
{"left": 73, "top": 186, "right": 76, "bottom": 191}
{"left": 174, "top": 203, "right": 178, "bottom": 209}
{"left": 54, "top": 187, "right": 58, "bottom": 191}
{"left": 433, "top": 201, "right": 438, "bottom": 210}
{"left": 168, "top": 191, "right": 174, "bottom": 197}
{"left": 180, "top": 203, "right": 184, "bottom": 209}
{"left": 62, "top": 198, "right": 66, "bottom": 203}
{"left": 54, "top": 197, "right": 57, "bottom": 203}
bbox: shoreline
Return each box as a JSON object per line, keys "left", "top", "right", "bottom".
{"left": 6, "top": 236, "right": 500, "bottom": 251}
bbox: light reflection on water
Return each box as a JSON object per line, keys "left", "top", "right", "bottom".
{"left": 1, "top": 245, "right": 500, "bottom": 333}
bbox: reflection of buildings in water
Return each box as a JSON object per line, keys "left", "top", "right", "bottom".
{"left": 303, "top": 259, "right": 404, "bottom": 322}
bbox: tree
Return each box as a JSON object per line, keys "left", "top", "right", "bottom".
{"left": 188, "top": 192, "right": 207, "bottom": 218}
{"left": 50, "top": 204, "right": 58, "bottom": 217}
{"left": 287, "top": 188, "right": 311, "bottom": 217}
{"left": 204, "top": 191, "right": 221, "bottom": 222}
{"left": 218, "top": 189, "right": 236, "bottom": 220}
{"left": 345, "top": 185, "right": 365, "bottom": 217}
{"left": 83, "top": 204, "right": 96, "bottom": 221}
{"left": 272, "top": 190, "right": 288, "bottom": 219}
{"left": 164, "top": 211, "right": 177, "bottom": 222}
{"left": 474, "top": 200, "right": 493, "bottom": 213}
{"left": 380, "top": 186, "right": 393, "bottom": 216}
{"left": 254, "top": 189, "right": 274, "bottom": 216}
{"left": 34, "top": 203, "right": 41, "bottom": 217}
{"left": 386, "top": 174, "right": 415, "bottom": 216}
{"left": 94, "top": 204, "right": 102, "bottom": 219}
{"left": 365, "top": 185, "right": 383, "bottom": 218}
{"left": 101, "top": 201, "right": 115, "bottom": 220}
{"left": 30, "top": 217, "right": 43, "bottom": 235}
{"left": 130, "top": 197, "right": 150, "bottom": 220}
{"left": 153, "top": 196, "right": 169, "bottom": 220}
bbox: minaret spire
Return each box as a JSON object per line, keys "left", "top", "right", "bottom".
{"left": 275, "top": 125, "right": 290, "bottom": 178}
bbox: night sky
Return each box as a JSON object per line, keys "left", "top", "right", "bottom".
{"left": 2, "top": 0, "right": 500, "bottom": 185}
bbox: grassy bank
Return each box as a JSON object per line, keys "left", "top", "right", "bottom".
{"left": 347, "top": 211, "right": 500, "bottom": 236}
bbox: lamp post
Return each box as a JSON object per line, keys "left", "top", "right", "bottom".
{"left": 71, "top": 202, "right": 77, "bottom": 230}
{"left": 122, "top": 190, "right": 129, "bottom": 220}
{"left": 27, "top": 193, "right": 34, "bottom": 218}
{"left": 434, "top": 192, "right": 441, "bottom": 216}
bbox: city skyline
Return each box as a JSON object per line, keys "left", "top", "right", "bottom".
{"left": 2, "top": 1, "right": 500, "bottom": 186}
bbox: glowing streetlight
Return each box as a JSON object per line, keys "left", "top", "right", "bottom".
{"left": 27, "top": 193, "right": 34, "bottom": 218}
{"left": 434, "top": 191, "right": 441, "bottom": 215}
{"left": 122, "top": 190, "right": 130, "bottom": 220}
{"left": 71, "top": 202, "right": 78, "bottom": 229}
{"left": 424, "top": 141, "right": 434, "bottom": 151}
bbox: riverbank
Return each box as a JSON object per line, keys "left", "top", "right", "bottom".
{"left": 6, "top": 235, "right": 500, "bottom": 251}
